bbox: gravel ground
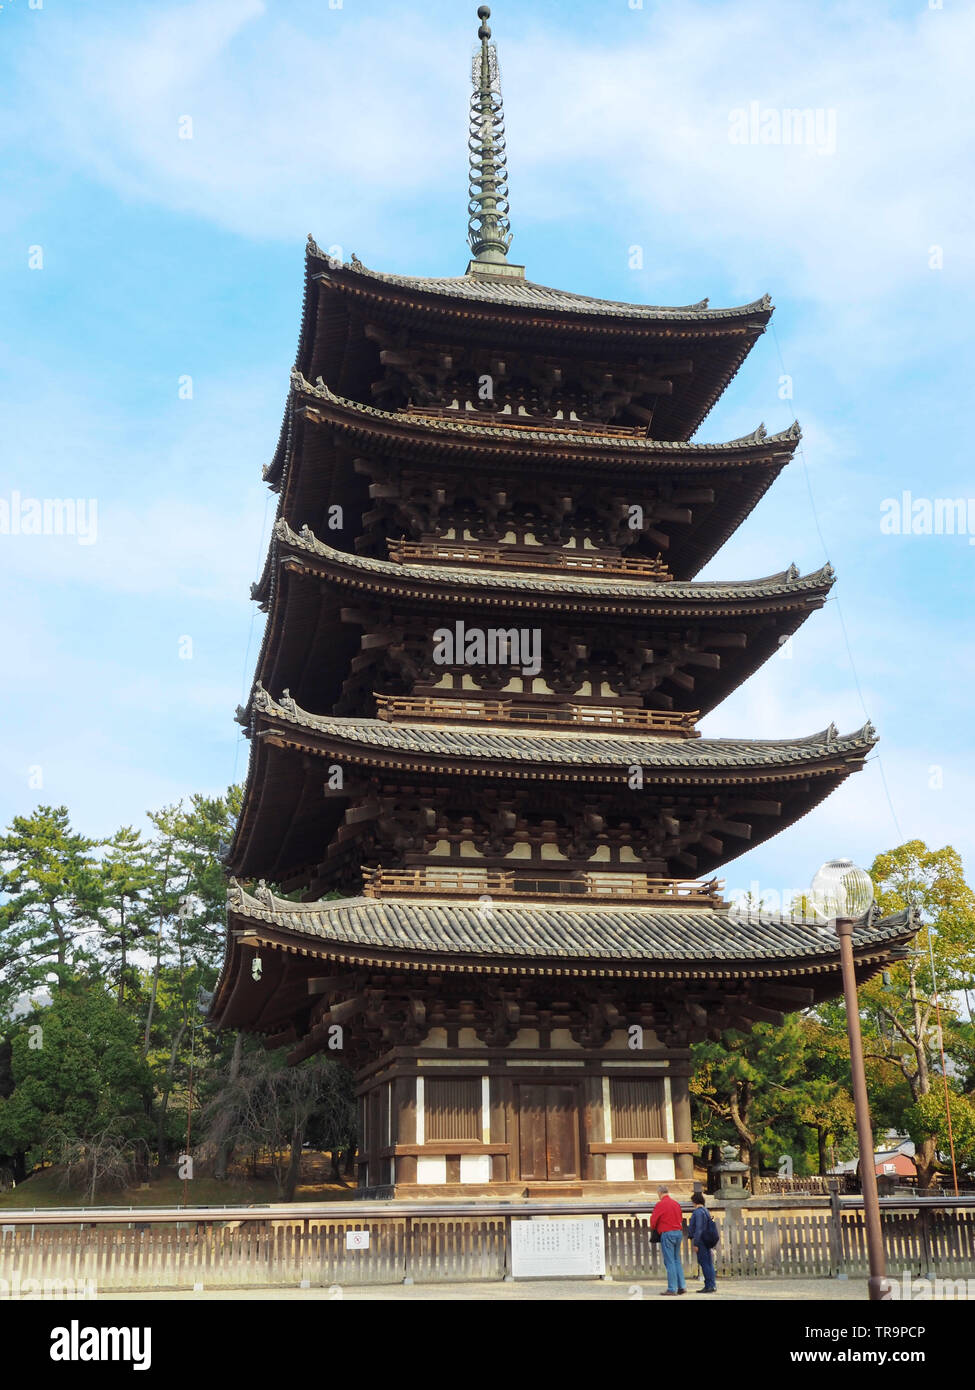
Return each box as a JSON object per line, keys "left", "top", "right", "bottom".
{"left": 99, "top": 1276, "right": 875, "bottom": 1301}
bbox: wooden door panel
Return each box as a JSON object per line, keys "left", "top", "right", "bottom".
{"left": 545, "top": 1084, "right": 580, "bottom": 1179}
{"left": 517, "top": 1084, "right": 548, "bottom": 1180}
{"left": 517, "top": 1083, "right": 580, "bottom": 1181}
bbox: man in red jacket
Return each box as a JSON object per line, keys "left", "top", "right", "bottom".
{"left": 650, "top": 1185, "right": 686, "bottom": 1294}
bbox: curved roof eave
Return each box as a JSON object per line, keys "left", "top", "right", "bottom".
{"left": 305, "top": 238, "right": 773, "bottom": 327}
{"left": 247, "top": 684, "right": 877, "bottom": 775}
{"left": 290, "top": 371, "right": 802, "bottom": 461}
{"left": 214, "top": 883, "right": 916, "bottom": 984}
{"left": 252, "top": 516, "right": 834, "bottom": 611}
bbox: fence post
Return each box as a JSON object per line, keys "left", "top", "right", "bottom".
{"left": 723, "top": 1203, "right": 744, "bottom": 1275}
{"left": 917, "top": 1205, "right": 933, "bottom": 1280}
{"left": 300, "top": 1217, "right": 309, "bottom": 1289}
{"left": 601, "top": 1213, "right": 613, "bottom": 1281}
{"left": 503, "top": 1214, "right": 514, "bottom": 1282}
{"left": 828, "top": 1181, "right": 844, "bottom": 1279}
{"left": 403, "top": 1216, "right": 414, "bottom": 1285}
{"left": 763, "top": 1218, "right": 781, "bottom": 1276}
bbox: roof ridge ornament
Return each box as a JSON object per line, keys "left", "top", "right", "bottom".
{"left": 254, "top": 879, "right": 275, "bottom": 908}
{"left": 467, "top": 8, "right": 524, "bottom": 279}
{"left": 289, "top": 367, "right": 338, "bottom": 404}
{"left": 729, "top": 423, "right": 768, "bottom": 446}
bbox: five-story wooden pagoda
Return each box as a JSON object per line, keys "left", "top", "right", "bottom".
{"left": 210, "top": 8, "right": 915, "bottom": 1197}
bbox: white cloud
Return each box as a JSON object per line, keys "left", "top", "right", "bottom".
{"left": 0, "top": 364, "right": 275, "bottom": 601}
{"left": 0, "top": 495, "right": 265, "bottom": 601}
{"left": 13, "top": 0, "right": 975, "bottom": 323}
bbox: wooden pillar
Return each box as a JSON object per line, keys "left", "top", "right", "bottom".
{"left": 490, "top": 1074, "right": 508, "bottom": 1183}
{"left": 500, "top": 1078, "right": 516, "bottom": 1183}
{"left": 670, "top": 1068, "right": 694, "bottom": 1180}
{"left": 584, "top": 1074, "right": 606, "bottom": 1180}
{"left": 394, "top": 1072, "right": 417, "bottom": 1184}
{"left": 368, "top": 1085, "right": 380, "bottom": 1190}
{"left": 356, "top": 1089, "right": 368, "bottom": 1188}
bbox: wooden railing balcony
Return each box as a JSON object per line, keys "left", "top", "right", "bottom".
{"left": 403, "top": 404, "right": 645, "bottom": 439}
{"left": 374, "top": 694, "right": 699, "bottom": 737}
{"left": 386, "top": 538, "right": 671, "bottom": 581}
{"left": 361, "top": 867, "right": 725, "bottom": 907}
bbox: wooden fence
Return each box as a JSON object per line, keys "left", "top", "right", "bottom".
{"left": 622, "top": 1205, "right": 975, "bottom": 1279}
{"left": 755, "top": 1173, "right": 975, "bottom": 1197}
{"left": 0, "top": 1218, "right": 507, "bottom": 1290}
{"left": 755, "top": 1175, "right": 857, "bottom": 1196}
{"left": 2, "top": 1200, "right": 973, "bottom": 1291}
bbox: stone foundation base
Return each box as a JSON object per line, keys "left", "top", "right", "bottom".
{"left": 358, "top": 1179, "right": 698, "bottom": 1202}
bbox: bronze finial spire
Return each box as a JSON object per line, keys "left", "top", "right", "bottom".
{"left": 467, "top": 6, "right": 518, "bottom": 274}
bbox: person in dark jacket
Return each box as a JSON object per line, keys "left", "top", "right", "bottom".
{"left": 687, "top": 1191, "right": 717, "bottom": 1292}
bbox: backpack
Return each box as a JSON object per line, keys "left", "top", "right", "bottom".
{"left": 700, "top": 1212, "right": 720, "bottom": 1249}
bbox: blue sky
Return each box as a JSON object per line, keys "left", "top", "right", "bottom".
{"left": 1, "top": 0, "right": 973, "bottom": 906}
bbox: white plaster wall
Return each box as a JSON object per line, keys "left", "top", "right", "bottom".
{"left": 606, "top": 1154, "right": 635, "bottom": 1182}
{"left": 646, "top": 1157, "right": 677, "bottom": 1182}
{"left": 460, "top": 1154, "right": 492, "bottom": 1183}
{"left": 416, "top": 1155, "right": 447, "bottom": 1184}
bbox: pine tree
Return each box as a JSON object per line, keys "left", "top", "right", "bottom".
{"left": 0, "top": 806, "right": 102, "bottom": 1017}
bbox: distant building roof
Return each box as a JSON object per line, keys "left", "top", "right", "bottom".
{"left": 831, "top": 1150, "right": 918, "bottom": 1176}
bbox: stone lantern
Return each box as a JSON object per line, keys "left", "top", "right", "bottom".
{"left": 714, "top": 1143, "right": 751, "bottom": 1201}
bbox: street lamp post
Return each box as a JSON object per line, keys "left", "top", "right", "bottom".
{"left": 812, "top": 859, "right": 889, "bottom": 1301}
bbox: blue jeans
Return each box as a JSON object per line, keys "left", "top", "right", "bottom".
{"left": 696, "top": 1242, "right": 716, "bottom": 1290}
{"left": 660, "top": 1229, "right": 685, "bottom": 1291}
